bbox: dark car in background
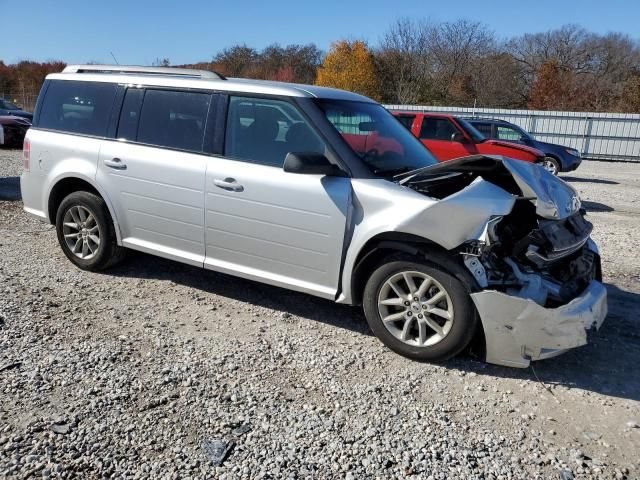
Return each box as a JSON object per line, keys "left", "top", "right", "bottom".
{"left": 0, "top": 98, "right": 34, "bottom": 122}
{"left": 466, "top": 118, "right": 582, "bottom": 175}
{"left": 0, "top": 116, "right": 31, "bottom": 148}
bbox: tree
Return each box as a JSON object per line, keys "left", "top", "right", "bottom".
{"left": 212, "top": 45, "right": 258, "bottom": 77}
{"left": 315, "top": 40, "right": 381, "bottom": 100}
{"left": 528, "top": 60, "right": 576, "bottom": 110}
{"left": 376, "top": 18, "right": 432, "bottom": 104}
{"left": 617, "top": 75, "right": 640, "bottom": 112}
{"left": 426, "top": 20, "right": 495, "bottom": 105}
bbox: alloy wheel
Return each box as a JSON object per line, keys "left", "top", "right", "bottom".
{"left": 377, "top": 271, "right": 454, "bottom": 347}
{"left": 541, "top": 158, "right": 559, "bottom": 175}
{"left": 62, "top": 205, "right": 101, "bottom": 260}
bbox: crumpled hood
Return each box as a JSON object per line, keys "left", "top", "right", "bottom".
{"left": 398, "top": 155, "right": 581, "bottom": 220}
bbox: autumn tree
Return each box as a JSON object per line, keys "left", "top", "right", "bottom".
{"left": 617, "top": 75, "right": 640, "bottom": 112}
{"left": 315, "top": 40, "right": 381, "bottom": 101}
{"left": 527, "top": 60, "right": 575, "bottom": 110}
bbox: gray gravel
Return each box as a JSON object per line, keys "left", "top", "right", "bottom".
{"left": 1, "top": 148, "right": 639, "bottom": 479}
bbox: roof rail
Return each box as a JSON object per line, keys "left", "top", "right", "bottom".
{"left": 62, "top": 64, "right": 226, "bottom": 80}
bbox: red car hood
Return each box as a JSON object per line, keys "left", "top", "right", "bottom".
{"left": 484, "top": 139, "right": 544, "bottom": 157}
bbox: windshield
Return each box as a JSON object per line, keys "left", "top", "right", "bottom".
{"left": 315, "top": 100, "right": 438, "bottom": 176}
{"left": 0, "top": 100, "right": 19, "bottom": 110}
{"left": 456, "top": 118, "right": 485, "bottom": 142}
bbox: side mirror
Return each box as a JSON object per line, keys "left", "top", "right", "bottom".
{"left": 519, "top": 135, "right": 530, "bottom": 143}
{"left": 283, "top": 152, "right": 347, "bottom": 177}
{"left": 451, "top": 132, "right": 467, "bottom": 143}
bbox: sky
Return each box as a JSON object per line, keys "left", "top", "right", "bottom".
{"left": 4, "top": 0, "right": 640, "bottom": 65}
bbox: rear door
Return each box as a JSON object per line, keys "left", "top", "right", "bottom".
{"left": 203, "top": 95, "right": 351, "bottom": 299}
{"left": 97, "top": 87, "right": 212, "bottom": 266}
{"left": 417, "top": 116, "right": 476, "bottom": 160}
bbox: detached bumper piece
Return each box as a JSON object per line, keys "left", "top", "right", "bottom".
{"left": 471, "top": 281, "right": 607, "bottom": 368}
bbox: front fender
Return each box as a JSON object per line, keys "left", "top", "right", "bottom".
{"left": 337, "top": 177, "right": 515, "bottom": 305}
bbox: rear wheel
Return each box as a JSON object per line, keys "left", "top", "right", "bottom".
{"left": 362, "top": 257, "right": 477, "bottom": 362}
{"left": 540, "top": 156, "right": 560, "bottom": 175}
{"left": 55, "top": 191, "right": 126, "bottom": 271}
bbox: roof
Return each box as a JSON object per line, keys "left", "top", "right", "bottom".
{"left": 389, "top": 110, "right": 458, "bottom": 119}
{"left": 461, "top": 116, "right": 511, "bottom": 124}
{"left": 47, "top": 65, "right": 375, "bottom": 103}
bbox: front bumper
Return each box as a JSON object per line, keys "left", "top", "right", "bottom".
{"left": 471, "top": 280, "right": 607, "bottom": 368}
{"left": 563, "top": 155, "right": 582, "bottom": 172}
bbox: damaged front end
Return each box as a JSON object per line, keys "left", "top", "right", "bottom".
{"left": 399, "top": 156, "right": 608, "bottom": 368}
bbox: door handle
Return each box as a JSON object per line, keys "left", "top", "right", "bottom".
{"left": 213, "top": 178, "right": 244, "bottom": 192}
{"left": 104, "top": 157, "right": 127, "bottom": 170}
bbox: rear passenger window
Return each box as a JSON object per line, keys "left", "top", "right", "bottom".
{"left": 225, "top": 96, "right": 326, "bottom": 167}
{"left": 38, "top": 80, "right": 117, "bottom": 136}
{"left": 136, "top": 90, "right": 211, "bottom": 152}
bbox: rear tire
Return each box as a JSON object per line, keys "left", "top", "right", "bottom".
{"left": 363, "top": 256, "right": 477, "bottom": 362}
{"left": 55, "top": 191, "right": 126, "bottom": 271}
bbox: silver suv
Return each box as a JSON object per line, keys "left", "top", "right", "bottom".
{"left": 21, "top": 65, "right": 607, "bottom": 368}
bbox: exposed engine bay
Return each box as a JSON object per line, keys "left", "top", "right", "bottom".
{"left": 396, "top": 155, "right": 600, "bottom": 308}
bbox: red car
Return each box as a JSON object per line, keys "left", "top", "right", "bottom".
{"left": 393, "top": 112, "right": 545, "bottom": 164}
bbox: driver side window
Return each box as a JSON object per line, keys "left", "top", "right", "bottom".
{"left": 419, "top": 118, "right": 459, "bottom": 141}
{"left": 224, "top": 96, "right": 326, "bottom": 167}
{"left": 496, "top": 126, "right": 522, "bottom": 141}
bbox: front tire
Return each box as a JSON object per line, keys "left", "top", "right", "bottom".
{"left": 55, "top": 191, "right": 126, "bottom": 271}
{"left": 363, "top": 257, "right": 477, "bottom": 362}
{"left": 540, "top": 156, "right": 560, "bottom": 175}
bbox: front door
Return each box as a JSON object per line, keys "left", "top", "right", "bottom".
{"left": 204, "top": 96, "right": 351, "bottom": 298}
{"left": 417, "top": 116, "right": 476, "bottom": 161}
{"left": 97, "top": 87, "right": 212, "bottom": 265}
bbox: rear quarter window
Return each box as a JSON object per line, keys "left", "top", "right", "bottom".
{"left": 38, "top": 80, "right": 117, "bottom": 136}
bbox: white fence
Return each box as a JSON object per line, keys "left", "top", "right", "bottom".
{"left": 385, "top": 105, "right": 640, "bottom": 163}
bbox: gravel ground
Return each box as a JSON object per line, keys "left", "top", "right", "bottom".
{"left": 1, "top": 148, "right": 639, "bottom": 479}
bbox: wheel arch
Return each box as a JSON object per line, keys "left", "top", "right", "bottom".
{"left": 349, "top": 231, "right": 487, "bottom": 361}
{"left": 347, "top": 231, "right": 480, "bottom": 307}
{"left": 46, "top": 175, "right": 122, "bottom": 244}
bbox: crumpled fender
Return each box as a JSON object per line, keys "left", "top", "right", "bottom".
{"left": 336, "top": 177, "right": 515, "bottom": 304}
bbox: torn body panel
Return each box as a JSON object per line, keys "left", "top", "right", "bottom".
{"left": 471, "top": 280, "right": 607, "bottom": 368}
{"left": 337, "top": 176, "right": 515, "bottom": 304}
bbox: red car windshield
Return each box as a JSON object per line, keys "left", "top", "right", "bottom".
{"left": 315, "top": 100, "right": 438, "bottom": 176}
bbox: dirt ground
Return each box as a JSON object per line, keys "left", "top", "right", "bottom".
{"left": 1, "top": 149, "right": 639, "bottom": 479}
